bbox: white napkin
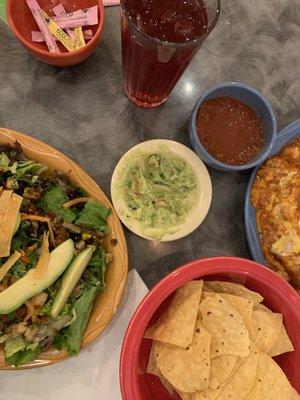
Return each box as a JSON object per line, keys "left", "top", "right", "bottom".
{"left": 0, "top": 269, "right": 148, "bottom": 400}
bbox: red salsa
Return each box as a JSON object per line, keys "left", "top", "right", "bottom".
{"left": 196, "top": 96, "right": 265, "bottom": 165}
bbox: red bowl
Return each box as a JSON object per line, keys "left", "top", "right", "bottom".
{"left": 6, "top": 0, "right": 105, "bottom": 66}
{"left": 120, "top": 257, "right": 300, "bottom": 400}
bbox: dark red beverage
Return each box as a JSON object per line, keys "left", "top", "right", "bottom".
{"left": 121, "top": 0, "right": 220, "bottom": 107}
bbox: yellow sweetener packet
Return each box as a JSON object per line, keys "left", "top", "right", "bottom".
{"left": 41, "top": 10, "right": 80, "bottom": 52}
{"left": 74, "top": 27, "right": 85, "bottom": 48}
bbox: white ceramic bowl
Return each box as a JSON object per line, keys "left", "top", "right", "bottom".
{"left": 111, "top": 140, "right": 212, "bottom": 241}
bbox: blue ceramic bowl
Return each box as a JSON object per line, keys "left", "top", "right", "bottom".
{"left": 189, "top": 82, "right": 277, "bottom": 172}
{"left": 244, "top": 119, "right": 300, "bottom": 265}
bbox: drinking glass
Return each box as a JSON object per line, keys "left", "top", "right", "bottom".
{"left": 120, "top": 0, "right": 221, "bottom": 108}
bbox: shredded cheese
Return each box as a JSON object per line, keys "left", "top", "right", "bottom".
{"left": 47, "top": 220, "right": 56, "bottom": 248}
{"left": 34, "top": 232, "right": 50, "bottom": 279}
{"left": 25, "top": 292, "right": 48, "bottom": 322}
{"left": 63, "top": 197, "right": 91, "bottom": 208}
{"left": 21, "top": 213, "right": 51, "bottom": 222}
{"left": 0, "top": 193, "right": 23, "bottom": 257}
{"left": 0, "top": 250, "right": 21, "bottom": 282}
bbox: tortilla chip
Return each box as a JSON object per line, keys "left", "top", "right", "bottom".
{"left": 249, "top": 310, "right": 282, "bottom": 353}
{"left": 177, "top": 391, "right": 208, "bottom": 399}
{"left": 158, "top": 375, "right": 175, "bottom": 396}
{"left": 147, "top": 342, "right": 175, "bottom": 395}
{"left": 291, "top": 388, "right": 300, "bottom": 399}
{"left": 215, "top": 344, "right": 259, "bottom": 400}
{"left": 144, "top": 280, "right": 203, "bottom": 347}
{"left": 178, "top": 347, "right": 257, "bottom": 400}
{"left": 155, "top": 320, "right": 211, "bottom": 393}
{"left": 199, "top": 295, "right": 250, "bottom": 357}
{"left": 147, "top": 342, "right": 160, "bottom": 375}
{"left": 0, "top": 193, "right": 23, "bottom": 257}
{"left": 177, "top": 391, "right": 192, "bottom": 400}
{"left": 0, "top": 190, "right": 13, "bottom": 226}
{"left": 268, "top": 325, "right": 294, "bottom": 357}
{"left": 202, "top": 292, "right": 253, "bottom": 329}
{"left": 254, "top": 303, "right": 273, "bottom": 313}
{"left": 245, "top": 351, "right": 294, "bottom": 399}
{"left": 179, "top": 374, "right": 232, "bottom": 400}
{"left": 209, "top": 354, "right": 238, "bottom": 390}
{"left": 203, "top": 281, "right": 263, "bottom": 305}
{"left": 0, "top": 250, "right": 21, "bottom": 282}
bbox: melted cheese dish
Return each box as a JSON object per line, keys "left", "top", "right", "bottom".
{"left": 251, "top": 139, "right": 300, "bottom": 288}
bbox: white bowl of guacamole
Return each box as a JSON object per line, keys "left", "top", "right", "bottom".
{"left": 111, "top": 140, "right": 212, "bottom": 241}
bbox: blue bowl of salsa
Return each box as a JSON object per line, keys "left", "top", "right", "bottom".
{"left": 189, "top": 82, "right": 277, "bottom": 172}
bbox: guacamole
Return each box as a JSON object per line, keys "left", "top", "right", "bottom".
{"left": 123, "top": 152, "right": 198, "bottom": 239}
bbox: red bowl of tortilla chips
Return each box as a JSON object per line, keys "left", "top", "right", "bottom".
{"left": 120, "top": 257, "right": 300, "bottom": 400}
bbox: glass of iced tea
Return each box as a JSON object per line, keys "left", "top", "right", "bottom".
{"left": 120, "top": 0, "right": 221, "bottom": 108}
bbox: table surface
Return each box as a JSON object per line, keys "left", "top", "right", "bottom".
{"left": 0, "top": 0, "right": 299, "bottom": 288}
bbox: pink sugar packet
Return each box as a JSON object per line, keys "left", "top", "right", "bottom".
{"left": 52, "top": 4, "right": 76, "bottom": 39}
{"left": 103, "top": 0, "right": 120, "bottom": 6}
{"left": 26, "top": 0, "right": 60, "bottom": 53}
{"left": 31, "top": 29, "right": 93, "bottom": 42}
{"left": 53, "top": 5, "right": 98, "bottom": 29}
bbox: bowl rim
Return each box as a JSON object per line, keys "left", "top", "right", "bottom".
{"left": 120, "top": 0, "right": 221, "bottom": 48}
{"left": 189, "top": 82, "right": 277, "bottom": 172}
{"left": 119, "top": 256, "right": 300, "bottom": 400}
{"left": 6, "top": 0, "right": 105, "bottom": 59}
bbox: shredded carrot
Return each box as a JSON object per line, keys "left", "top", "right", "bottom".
{"left": 21, "top": 213, "right": 51, "bottom": 222}
{"left": 47, "top": 220, "right": 56, "bottom": 248}
{"left": 63, "top": 197, "right": 91, "bottom": 208}
{"left": 20, "top": 253, "right": 30, "bottom": 264}
{"left": 0, "top": 250, "right": 21, "bottom": 282}
{"left": 34, "top": 232, "right": 50, "bottom": 279}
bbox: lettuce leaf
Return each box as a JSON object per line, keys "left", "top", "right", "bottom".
{"left": 11, "top": 220, "right": 39, "bottom": 252}
{"left": 0, "top": 152, "right": 10, "bottom": 169}
{"left": 0, "top": 156, "right": 46, "bottom": 186}
{"left": 40, "top": 185, "right": 77, "bottom": 222}
{"left": 5, "top": 337, "right": 27, "bottom": 358}
{"left": 75, "top": 200, "right": 110, "bottom": 233}
{"left": 11, "top": 160, "right": 46, "bottom": 182}
{"left": 54, "top": 285, "right": 98, "bottom": 356}
{"left": 86, "top": 247, "right": 107, "bottom": 289}
{"left": 5, "top": 337, "right": 42, "bottom": 366}
{"left": 5, "top": 344, "right": 42, "bottom": 367}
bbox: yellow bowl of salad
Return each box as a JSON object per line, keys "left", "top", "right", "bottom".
{"left": 0, "top": 128, "right": 128, "bottom": 369}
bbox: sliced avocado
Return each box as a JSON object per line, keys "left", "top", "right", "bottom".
{"left": 0, "top": 239, "right": 75, "bottom": 314}
{"left": 51, "top": 245, "right": 95, "bottom": 319}
{"left": 13, "top": 213, "right": 21, "bottom": 235}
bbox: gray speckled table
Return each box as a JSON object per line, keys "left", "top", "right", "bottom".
{"left": 0, "top": 1, "right": 299, "bottom": 287}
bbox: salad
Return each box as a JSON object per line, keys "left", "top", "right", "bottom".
{"left": 0, "top": 142, "right": 112, "bottom": 367}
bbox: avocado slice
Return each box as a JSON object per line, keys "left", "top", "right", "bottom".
{"left": 0, "top": 239, "right": 75, "bottom": 314}
{"left": 51, "top": 245, "right": 96, "bottom": 319}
